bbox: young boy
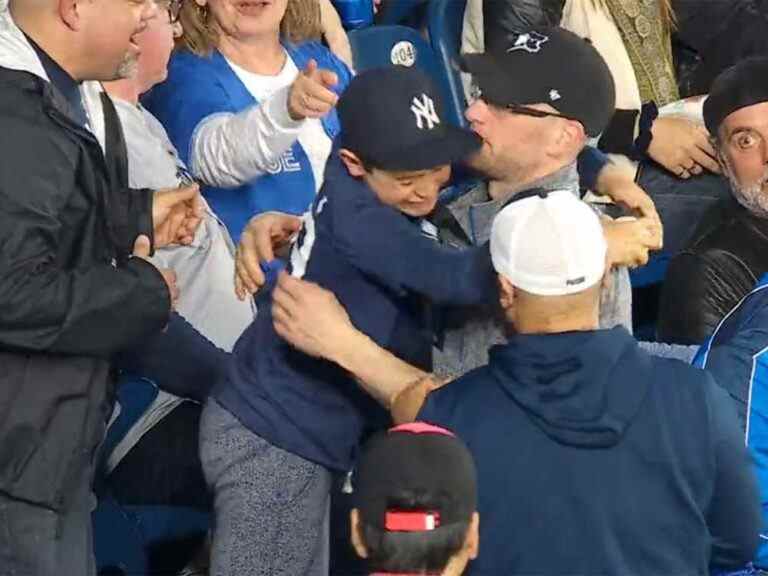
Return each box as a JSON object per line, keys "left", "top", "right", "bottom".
{"left": 352, "top": 422, "right": 480, "bottom": 576}
{"left": 201, "top": 67, "right": 492, "bottom": 575}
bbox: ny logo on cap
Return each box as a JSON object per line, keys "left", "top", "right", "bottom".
{"left": 507, "top": 31, "right": 549, "bottom": 54}
{"left": 411, "top": 94, "right": 440, "bottom": 130}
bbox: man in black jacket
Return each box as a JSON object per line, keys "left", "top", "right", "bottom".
{"left": 658, "top": 57, "right": 768, "bottom": 344}
{"left": 0, "top": 1, "right": 204, "bottom": 574}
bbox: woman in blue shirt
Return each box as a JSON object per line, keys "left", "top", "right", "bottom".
{"left": 146, "top": 0, "right": 352, "bottom": 240}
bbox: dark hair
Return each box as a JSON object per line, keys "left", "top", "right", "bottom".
{"left": 359, "top": 491, "right": 471, "bottom": 573}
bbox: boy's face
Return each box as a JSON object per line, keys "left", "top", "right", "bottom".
{"left": 364, "top": 165, "right": 451, "bottom": 217}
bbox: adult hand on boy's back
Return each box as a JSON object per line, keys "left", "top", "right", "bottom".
{"left": 235, "top": 211, "right": 302, "bottom": 300}
{"left": 272, "top": 272, "right": 354, "bottom": 361}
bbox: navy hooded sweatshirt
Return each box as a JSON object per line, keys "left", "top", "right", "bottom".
{"left": 419, "top": 327, "right": 760, "bottom": 576}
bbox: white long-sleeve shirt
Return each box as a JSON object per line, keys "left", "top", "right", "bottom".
{"left": 189, "top": 52, "right": 332, "bottom": 192}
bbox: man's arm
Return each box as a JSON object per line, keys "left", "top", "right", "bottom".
{"left": 657, "top": 251, "right": 752, "bottom": 345}
{"left": 271, "top": 272, "right": 431, "bottom": 408}
{"left": 0, "top": 115, "right": 171, "bottom": 357}
{"left": 115, "top": 312, "right": 230, "bottom": 401}
{"left": 333, "top": 194, "right": 497, "bottom": 306}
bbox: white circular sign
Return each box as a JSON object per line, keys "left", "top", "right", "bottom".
{"left": 390, "top": 41, "right": 417, "bottom": 67}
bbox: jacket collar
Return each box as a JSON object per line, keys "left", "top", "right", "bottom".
{"left": 0, "top": 2, "right": 47, "bottom": 80}
{"left": 444, "top": 162, "right": 580, "bottom": 246}
{"left": 0, "top": 3, "right": 106, "bottom": 150}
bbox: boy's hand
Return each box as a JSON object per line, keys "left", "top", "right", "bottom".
{"left": 288, "top": 59, "right": 339, "bottom": 121}
{"left": 235, "top": 212, "right": 303, "bottom": 300}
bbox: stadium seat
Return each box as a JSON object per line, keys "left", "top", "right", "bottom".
{"left": 94, "top": 376, "right": 210, "bottom": 575}
{"left": 348, "top": 25, "right": 480, "bottom": 203}
{"left": 426, "top": 0, "right": 469, "bottom": 129}
{"left": 347, "top": 25, "right": 462, "bottom": 127}
{"left": 375, "top": 0, "right": 427, "bottom": 27}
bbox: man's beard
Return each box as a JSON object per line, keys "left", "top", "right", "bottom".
{"left": 722, "top": 155, "right": 768, "bottom": 219}
{"left": 115, "top": 51, "right": 139, "bottom": 80}
{"left": 466, "top": 143, "right": 528, "bottom": 185}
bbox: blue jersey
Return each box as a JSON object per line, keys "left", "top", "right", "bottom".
{"left": 214, "top": 153, "right": 496, "bottom": 471}
{"left": 695, "top": 274, "right": 768, "bottom": 569}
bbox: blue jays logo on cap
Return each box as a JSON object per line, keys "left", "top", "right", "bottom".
{"left": 507, "top": 31, "right": 549, "bottom": 54}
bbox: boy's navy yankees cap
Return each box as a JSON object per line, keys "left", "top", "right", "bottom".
{"left": 462, "top": 27, "right": 616, "bottom": 137}
{"left": 355, "top": 422, "right": 477, "bottom": 532}
{"left": 337, "top": 67, "right": 482, "bottom": 171}
{"left": 704, "top": 57, "right": 768, "bottom": 135}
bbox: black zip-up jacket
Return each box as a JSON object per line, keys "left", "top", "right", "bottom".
{"left": 0, "top": 66, "right": 170, "bottom": 510}
{"left": 658, "top": 201, "right": 768, "bottom": 345}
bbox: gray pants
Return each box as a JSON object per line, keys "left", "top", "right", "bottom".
{"left": 200, "top": 399, "right": 332, "bottom": 576}
{"left": 0, "top": 466, "right": 96, "bottom": 576}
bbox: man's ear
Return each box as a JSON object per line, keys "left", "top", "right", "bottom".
{"left": 553, "top": 118, "right": 585, "bottom": 158}
{"left": 497, "top": 274, "right": 515, "bottom": 311}
{"left": 350, "top": 509, "right": 369, "bottom": 559}
{"left": 465, "top": 512, "right": 480, "bottom": 560}
{"left": 59, "top": 0, "right": 82, "bottom": 31}
{"left": 339, "top": 149, "right": 368, "bottom": 178}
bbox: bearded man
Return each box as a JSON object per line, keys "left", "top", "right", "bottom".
{"left": 658, "top": 57, "right": 768, "bottom": 344}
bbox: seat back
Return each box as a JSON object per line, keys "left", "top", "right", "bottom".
{"left": 347, "top": 25, "right": 462, "bottom": 128}
{"left": 375, "top": 0, "right": 427, "bottom": 27}
{"left": 426, "top": 0, "right": 469, "bottom": 128}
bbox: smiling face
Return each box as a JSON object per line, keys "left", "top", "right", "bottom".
{"left": 134, "top": 1, "right": 183, "bottom": 91}
{"left": 364, "top": 165, "right": 451, "bottom": 217}
{"left": 718, "top": 101, "right": 768, "bottom": 217}
{"left": 199, "top": 0, "right": 287, "bottom": 43}
{"left": 339, "top": 149, "right": 451, "bottom": 218}
{"left": 78, "top": 0, "right": 159, "bottom": 80}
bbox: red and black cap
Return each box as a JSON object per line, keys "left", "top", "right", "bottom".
{"left": 461, "top": 27, "right": 616, "bottom": 137}
{"left": 355, "top": 422, "right": 477, "bottom": 533}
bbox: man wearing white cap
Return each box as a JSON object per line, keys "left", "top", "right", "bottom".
{"left": 424, "top": 190, "right": 759, "bottom": 574}
{"left": 270, "top": 189, "right": 760, "bottom": 575}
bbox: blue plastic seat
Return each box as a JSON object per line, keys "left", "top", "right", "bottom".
{"left": 94, "top": 376, "right": 210, "bottom": 575}
{"left": 375, "top": 0, "right": 427, "bottom": 26}
{"left": 347, "top": 25, "right": 462, "bottom": 128}
{"left": 426, "top": 0, "right": 469, "bottom": 129}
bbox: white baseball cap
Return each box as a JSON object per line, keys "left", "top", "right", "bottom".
{"left": 490, "top": 190, "right": 607, "bottom": 296}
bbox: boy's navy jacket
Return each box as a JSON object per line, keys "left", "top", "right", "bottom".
{"left": 419, "top": 327, "right": 760, "bottom": 576}
{"left": 215, "top": 152, "right": 496, "bottom": 472}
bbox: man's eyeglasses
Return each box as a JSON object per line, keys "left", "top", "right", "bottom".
{"left": 158, "top": 0, "right": 183, "bottom": 23}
